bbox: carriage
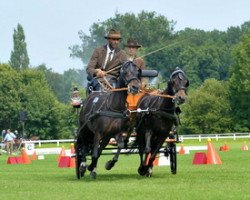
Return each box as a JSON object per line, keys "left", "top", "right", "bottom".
{"left": 74, "top": 61, "right": 189, "bottom": 179}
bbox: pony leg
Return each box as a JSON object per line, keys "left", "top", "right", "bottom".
{"left": 88, "top": 134, "right": 101, "bottom": 179}
{"left": 79, "top": 145, "right": 88, "bottom": 175}
{"left": 146, "top": 139, "right": 166, "bottom": 177}
{"left": 89, "top": 136, "right": 110, "bottom": 179}
{"left": 137, "top": 150, "right": 150, "bottom": 176}
{"left": 144, "top": 130, "right": 152, "bottom": 153}
{"left": 105, "top": 133, "right": 124, "bottom": 170}
{"left": 137, "top": 130, "right": 152, "bottom": 176}
{"left": 75, "top": 138, "right": 88, "bottom": 179}
{"left": 105, "top": 148, "right": 120, "bottom": 170}
{"left": 145, "top": 155, "right": 155, "bottom": 177}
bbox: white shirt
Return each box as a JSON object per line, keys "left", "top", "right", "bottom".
{"left": 4, "top": 132, "right": 16, "bottom": 142}
{"left": 103, "top": 45, "right": 114, "bottom": 69}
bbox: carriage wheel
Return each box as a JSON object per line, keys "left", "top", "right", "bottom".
{"left": 169, "top": 143, "right": 177, "bottom": 174}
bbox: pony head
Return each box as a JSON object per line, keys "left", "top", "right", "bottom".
{"left": 169, "top": 67, "right": 189, "bottom": 104}
{"left": 119, "top": 61, "right": 141, "bottom": 94}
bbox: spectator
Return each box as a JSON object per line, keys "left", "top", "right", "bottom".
{"left": 1, "top": 129, "right": 6, "bottom": 141}
{"left": 3, "top": 129, "right": 16, "bottom": 155}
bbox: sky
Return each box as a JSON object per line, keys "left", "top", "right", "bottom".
{"left": 1, "top": 0, "right": 250, "bottom": 74}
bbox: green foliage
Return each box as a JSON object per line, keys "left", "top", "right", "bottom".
{"left": 62, "top": 68, "right": 87, "bottom": 101}
{"left": 0, "top": 64, "right": 22, "bottom": 129}
{"left": 70, "top": 14, "right": 250, "bottom": 88}
{"left": 228, "top": 33, "right": 250, "bottom": 131}
{"left": 181, "top": 79, "right": 231, "bottom": 134}
{"left": 2, "top": 13, "right": 250, "bottom": 138}
{"left": 19, "top": 69, "right": 59, "bottom": 138}
{"left": 9, "top": 24, "right": 30, "bottom": 70}
{"left": 36, "top": 64, "right": 86, "bottom": 103}
{"left": 69, "top": 11, "right": 175, "bottom": 65}
{"left": 147, "top": 29, "right": 232, "bottom": 85}
{"left": 0, "top": 64, "right": 77, "bottom": 139}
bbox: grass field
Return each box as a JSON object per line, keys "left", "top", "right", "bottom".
{"left": 0, "top": 139, "right": 250, "bottom": 200}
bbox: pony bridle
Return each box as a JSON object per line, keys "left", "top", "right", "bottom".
{"left": 120, "top": 63, "right": 141, "bottom": 93}
{"left": 170, "top": 69, "right": 189, "bottom": 103}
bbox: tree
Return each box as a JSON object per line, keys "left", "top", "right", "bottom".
{"left": 69, "top": 11, "right": 174, "bottom": 66}
{"left": 228, "top": 33, "right": 250, "bottom": 131}
{"left": 0, "top": 64, "right": 85, "bottom": 139}
{"left": 147, "top": 28, "right": 232, "bottom": 85}
{"left": 181, "top": 79, "right": 231, "bottom": 134}
{"left": 36, "top": 65, "right": 86, "bottom": 103}
{"left": 9, "top": 24, "right": 30, "bottom": 70}
{"left": 0, "top": 64, "right": 22, "bottom": 129}
{"left": 19, "top": 69, "right": 64, "bottom": 139}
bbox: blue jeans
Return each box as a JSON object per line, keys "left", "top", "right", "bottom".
{"left": 87, "top": 77, "right": 117, "bottom": 94}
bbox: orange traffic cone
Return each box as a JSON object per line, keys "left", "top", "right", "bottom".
{"left": 7, "top": 157, "right": 17, "bottom": 164}
{"left": 146, "top": 153, "right": 169, "bottom": 166}
{"left": 57, "top": 146, "right": 66, "bottom": 163}
{"left": 192, "top": 152, "right": 207, "bottom": 165}
{"left": 153, "top": 155, "right": 159, "bottom": 166}
{"left": 146, "top": 153, "right": 159, "bottom": 166}
{"left": 69, "top": 157, "right": 76, "bottom": 168}
{"left": 179, "top": 144, "right": 185, "bottom": 155}
{"left": 31, "top": 150, "right": 37, "bottom": 160}
{"left": 70, "top": 143, "right": 75, "bottom": 155}
{"left": 220, "top": 142, "right": 230, "bottom": 151}
{"left": 58, "top": 156, "right": 70, "bottom": 168}
{"left": 206, "top": 139, "right": 222, "bottom": 164}
{"left": 69, "top": 143, "right": 76, "bottom": 168}
{"left": 241, "top": 142, "right": 248, "bottom": 151}
{"left": 21, "top": 148, "right": 31, "bottom": 164}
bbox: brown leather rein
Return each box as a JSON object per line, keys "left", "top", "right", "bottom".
{"left": 110, "top": 87, "right": 175, "bottom": 99}
{"left": 100, "top": 75, "right": 175, "bottom": 99}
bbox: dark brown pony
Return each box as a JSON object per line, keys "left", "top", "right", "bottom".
{"left": 75, "top": 61, "right": 141, "bottom": 179}
{"left": 136, "top": 67, "right": 189, "bottom": 177}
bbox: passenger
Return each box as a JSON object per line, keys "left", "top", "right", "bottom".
{"left": 124, "top": 38, "right": 148, "bottom": 88}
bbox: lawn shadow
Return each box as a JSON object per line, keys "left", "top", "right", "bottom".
{"left": 62, "top": 170, "right": 170, "bottom": 183}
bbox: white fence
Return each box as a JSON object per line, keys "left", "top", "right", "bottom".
{"left": 21, "top": 133, "right": 250, "bottom": 147}
{"left": 179, "top": 132, "right": 250, "bottom": 142}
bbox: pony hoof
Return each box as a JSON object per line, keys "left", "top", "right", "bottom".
{"left": 78, "top": 163, "right": 86, "bottom": 178}
{"left": 137, "top": 166, "right": 148, "bottom": 176}
{"left": 171, "top": 170, "right": 177, "bottom": 175}
{"left": 105, "top": 160, "right": 116, "bottom": 170}
{"left": 79, "top": 166, "right": 86, "bottom": 176}
{"left": 90, "top": 171, "right": 97, "bottom": 179}
{"left": 87, "top": 164, "right": 94, "bottom": 172}
{"left": 146, "top": 171, "right": 152, "bottom": 177}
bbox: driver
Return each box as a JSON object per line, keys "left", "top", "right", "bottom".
{"left": 86, "top": 29, "right": 127, "bottom": 92}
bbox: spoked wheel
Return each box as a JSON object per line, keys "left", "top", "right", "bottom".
{"left": 169, "top": 142, "right": 177, "bottom": 174}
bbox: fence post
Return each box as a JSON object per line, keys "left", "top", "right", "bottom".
{"left": 216, "top": 134, "right": 218, "bottom": 141}
{"left": 233, "top": 134, "right": 236, "bottom": 140}
{"left": 39, "top": 141, "right": 41, "bottom": 147}
{"left": 57, "top": 141, "right": 59, "bottom": 147}
{"left": 199, "top": 135, "right": 201, "bottom": 142}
